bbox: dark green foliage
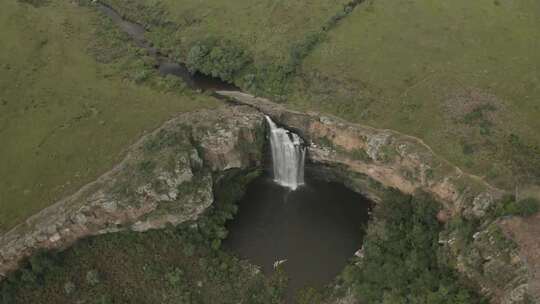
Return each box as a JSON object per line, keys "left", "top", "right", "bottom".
{"left": 341, "top": 190, "right": 486, "bottom": 304}
{"left": 496, "top": 196, "right": 540, "bottom": 217}
{"left": 351, "top": 148, "right": 370, "bottom": 161}
{"left": 0, "top": 170, "right": 283, "bottom": 304}
{"left": 193, "top": 0, "right": 364, "bottom": 100}
{"left": 287, "top": 31, "right": 325, "bottom": 71}
{"left": 447, "top": 216, "right": 480, "bottom": 246}
{"left": 241, "top": 64, "right": 294, "bottom": 101}
{"left": 137, "top": 160, "right": 155, "bottom": 176}
{"left": 0, "top": 251, "right": 61, "bottom": 303}
{"left": 186, "top": 38, "right": 251, "bottom": 82}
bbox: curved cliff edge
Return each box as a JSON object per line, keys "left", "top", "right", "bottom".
{"left": 0, "top": 105, "right": 266, "bottom": 280}
{"left": 0, "top": 94, "right": 536, "bottom": 303}
{"left": 217, "top": 91, "right": 536, "bottom": 304}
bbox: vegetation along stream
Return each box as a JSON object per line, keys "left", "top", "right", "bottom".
{"left": 96, "top": 2, "right": 239, "bottom": 92}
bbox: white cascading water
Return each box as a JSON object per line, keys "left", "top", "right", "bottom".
{"left": 265, "top": 115, "right": 306, "bottom": 190}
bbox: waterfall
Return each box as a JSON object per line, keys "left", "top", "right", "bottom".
{"left": 265, "top": 116, "right": 306, "bottom": 190}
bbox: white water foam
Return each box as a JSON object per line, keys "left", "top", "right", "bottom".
{"left": 265, "top": 116, "right": 306, "bottom": 190}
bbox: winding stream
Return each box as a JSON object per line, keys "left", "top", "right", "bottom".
{"left": 96, "top": 3, "right": 372, "bottom": 302}
{"left": 95, "top": 3, "right": 239, "bottom": 92}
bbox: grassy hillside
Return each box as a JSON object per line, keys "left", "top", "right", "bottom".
{"left": 289, "top": 0, "right": 540, "bottom": 189}
{"left": 2, "top": 0, "right": 539, "bottom": 232}
{"left": 0, "top": 0, "right": 219, "bottom": 232}
{"left": 102, "top": 0, "right": 350, "bottom": 64}
{"left": 100, "top": 0, "right": 540, "bottom": 190}
{"left": 101, "top": 0, "right": 356, "bottom": 97}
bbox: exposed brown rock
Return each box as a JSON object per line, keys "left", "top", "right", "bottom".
{"left": 217, "top": 91, "right": 531, "bottom": 304}
{"left": 0, "top": 105, "right": 265, "bottom": 278}
{"left": 0, "top": 91, "right": 534, "bottom": 304}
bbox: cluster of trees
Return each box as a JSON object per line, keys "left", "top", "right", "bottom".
{"left": 495, "top": 195, "right": 540, "bottom": 218}
{"left": 0, "top": 251, "right": 62, "bottom": 303}
{"left": 185, "top": 0, "right": 364, "bottom": 100}
{"left": 0, "top": 168, "right": 286, "bottom": 303}
{"left": 340, "top": 190, "right": 487, "bottom": 304}
{"left": 186, "top": 38, "right": 251, "bottom": 83}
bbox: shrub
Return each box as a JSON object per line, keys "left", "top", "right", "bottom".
{"left": 85, "top": 270, "right": 100, "bottom": 286}
{"left": 165, "top": 268, "right": 184, "bottom": 286}
{"left": 498, "top": 197, "right": 540, "bottom": 217}
{"left": 137, "top": 160, "right": 156, "bottom": 176}
{"left": 296, "top": 287, "right": 324, "bottom": 304}
{"left": 343, "top": 190, "right": 485, "bottom": 303}
{"left": 186, "top": 38, "right": 250, "bottom": 82}
{"left": 132, "top": 69, "right": 150, "bottom": 83}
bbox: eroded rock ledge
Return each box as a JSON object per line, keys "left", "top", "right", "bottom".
{"left": 0, "top": 105, "right": 265, "bottom": 279}
{"left": 218, "top": 91, "right": 533, "bottom": 304}
{"left": 219, "top": 91, "right": 504, "bottom": 215}
{"left": 0, "top": 93, "right": 534, "bottom": 303}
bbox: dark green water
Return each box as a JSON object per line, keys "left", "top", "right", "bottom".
{"left": 224, "top": 175, "right": 371, "bottom": 302}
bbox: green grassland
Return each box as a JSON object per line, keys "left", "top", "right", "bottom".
{"left": 288, "top": 0, "right": 540, "bottom": 189}
{"left": 0, "top": 0, "right": 219, "bottom": 232}
{"left": 100, "top": 0, "right": 540, "bottom": 191}
{"left": 1, "top": 1, "right": 538, "bottom": 302}
{"left": 2, "top": 0, "right": 539, "bottom": 242}
{"left": 103, "top": 0, "right": 350, "bottom": 65}
{"left": 101, "top": 0, "right": 358, "bottom": 97}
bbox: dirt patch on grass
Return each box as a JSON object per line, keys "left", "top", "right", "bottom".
{"left": 443, "top": 87, "right": 506, "bottom": 125}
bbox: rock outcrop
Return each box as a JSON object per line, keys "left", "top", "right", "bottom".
{"left": 218, "top": 91, "right": 503, "bottom": 214}
{"left": 0, "top": 91, "right": 534, "bottom": 303}
{"left": 217, "top": 91, "right": 533, "bottom": 304}
{"left": 0, "top": 105, "right": 265, "bottom": 278}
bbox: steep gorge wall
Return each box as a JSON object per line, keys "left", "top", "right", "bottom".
{"left": 0, "top": 94, "right": 535, "bottom": 303}
{"left": 218, "top": 91, "right": 534, "bottom": 304}
{"left": 219, "top": 91, "right": 504, "bottom": 215}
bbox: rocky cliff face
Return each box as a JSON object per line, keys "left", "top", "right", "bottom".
{"left": 219, "top": 91, "right": 503, "bottom": 215}
{"left": 218, "top": 91, "right": 534, "bottom": 304}
{"left": 0, "top": 92, "right": 534, "bottom": 303}
{"left": 0, "top": 105, "right": 265, "bottom": 278}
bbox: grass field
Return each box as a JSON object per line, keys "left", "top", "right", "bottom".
{"left": 103, "top": 0, "right": 350, "bottom": 66}
{"left": 288, "top": 0, "right": 540, "bottom": 189}
{"left": 101, "top": 0, "right": 540, "bottom": 191}
{"left": 2, "top": 0, "right": 539, "bottom": 232}
{"left": 0, "top": 0, "right": 219, "bottom": 232}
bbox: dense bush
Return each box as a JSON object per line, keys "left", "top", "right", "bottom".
{"left": 186, "top": 38, "right": 251, "bottom": 82}
{"left": 0, "top": 169, "right": 284, "bottom": 304}
{"left": 496, "top": 196, "right": 540, "bottom": 217}
{"left": 340, "top": 190, "right": 486, "bottom": 304}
